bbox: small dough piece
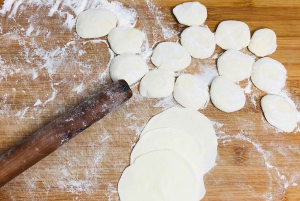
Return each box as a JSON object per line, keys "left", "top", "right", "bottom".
{"left": 151, "top": 42, "right": 191, "bottom": 71}
{"left": 174, "top": 74, "right": 209, "bottom": 110}
{"left": 110, "top": 53, "right": 148, "bottom": 85}
{"left": 76, "top": 9, "right": 117, "bottom": 38}
{"left": 210, "top": 76, "right": 246, "bottom": 112}
{"left": 261, "top": 94, "right": 297, "bottom": 132}
{"left": 141, "top": 107, "right": 217, "bottom": 174}
{"left": 108, "top": 26, "right": 143, "bottom": 54}
{"left": 217, "top": 49, "right": 255, "bottom": 82}
{"left": 173, "top": 2, "right": 207, "bottom": 26}
{"left": 118, "top": 150, "right": 198, "bottom": 201}
{"left": 248, "top": 28, "right": 277, "bottom": 57}
{"left": 215, "top": 20, "right": 251, "bottom": 50}
{"left": 181, "top": 26, "right": 216, "bottom": 59}
{"left": 251, "top": 57, "right": 286, "bottom": 93}
{"left": 139, "top": 69, "right": 175, "bottom": 98}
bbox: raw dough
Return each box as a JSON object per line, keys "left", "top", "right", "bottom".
{"left": 251, "top": 57, "right": 286, "bottom": 93}
{"left": 151, "top": 42, "right": 191, "bottom": 71}
{"left": 217, "top": 49, "right": 255, "bottom": 82}
{"left": 248, "top": 28, "right": 277, "bottom": 57}
{"left": 261, "top": 94, "right": 297, "bottom": 132}
{"left": 76, "top": 9, "right": 117, "bottom": 38}
{"left": 139, "top": 69, "right": 175, "bottom": 98}
{"left": 173, "top": 2, "right": 207, "bottom": 26}
{"left": 181, "top": 26, "right": 216, "bottom": 59}
{"left": 118, "top": 150, "right": 198, "bottom": 201}
{"left": 173, "top": 74, "right": 209, "bottom": 110}
{"left": 141, "top": 107, "right": 217, "bottom": 174}
{"left": 210, "top": 76, "right": 246, "bottom": 112}
{"left": 110, "top": 53, "right": 148, "bottom": 85}
{"left": 215, "top": 20, "right": 251, "bottom": 50}
{"left": 108, "top": 26, "right": 143, "bottom": 54}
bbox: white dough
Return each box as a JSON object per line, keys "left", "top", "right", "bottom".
{"left": 141, "top": 107, "right": 218, "bottom": 174}
{"left": 217, "top": 49, "right": 255, "bottom": 82}
{"left": 261, "top": 95, "right": 297, "bottom": 132}
{"left": 151, "top": 42, "right": 191, "bottom": 71}
{"left": 248, "top": 28, "right": 277, "bottom": 57}
{"left": 108, "top": 26, "right": 143, "bottom": 54}
{"left": 110, "top": 53, "right": 148, "bottom": 85}
{"left": 210, "top": 76, "right": 246, "bottom": 113}
{"left": 173, "top": 2, "right": 207, "bottom": 26}
{"left": 215, "top": 20, "right": 251, "bottom": 50}
{"left": 181, "top": 26, "right": 216, "bottom": 59}
{"left": 139, "top": 69, "right": 175, "bottom": 98}
{"left": 76, "top": 9, "right": 117, "bottom": 38}
{"left": 118, "top": 150, "right": 198, "bottom": 201}
{"left": 173, "top": 74, "right": 209, "bottom": 110}
{"left": 251, "top": 57, "right": 286, "bottom": 93}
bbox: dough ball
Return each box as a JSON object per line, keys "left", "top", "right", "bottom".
{"left": 174, "top": 74, "right": 209, "bottom": 110}
{"left": 118, "top": 150, "right": 199, "bottom": 201}
{"left": 181, "top": 26, "right": 216, "bottom": 59}
{"left": 151, "top": 42, "right": 191, "bottom": 71}
{"left": 210, "top": 76, "right": 246, "bottom": 112}
{"left": 139, "top": 69, "right": 175, "bottom": 98}
{"left": 215, "top": 20, "right": 251, "bottom": 50}
{"left": 108, "top": 26, "right": 143, "bottom": 54}
{"left": 261, "top": 94, "right": 297, "bottom": 132}
{"left": 76, "top": 9, "right": 117, "bottom": 38}
{"left": 251, "top": 57, "right": 286, "bottom": 93}
{"left": 173, "top": 2, "right": 207, "bottom": 26}
{"left": 217, "top": 49, "right": 255, "bottom": 82}
{"left": 109, "top": 53, "right": 148, "bottom": 85}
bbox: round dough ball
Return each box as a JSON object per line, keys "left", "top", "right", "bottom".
{"left": 251, "top": 57, "right": 286, "bottom": 93}
{"left": 210, "top": 76, "right": 246, "bottom": 112}
{"left": 181, "top": 26, "right": 216, "bottom": 59}
{"left": 110, "top": 53, "right": 148, "bottom": 85}
{"left": 151, "top": 42, "right": 191, "bottom": 71}
{"left": 108, "top": 26, "right": 143, "bottom": 54}
{"left": 215, "top": 20, "right": 251, "bottom": 50}
{"left": 173, "top": 2, "right": 207, "bottom": 26}
{"left": 118, "top": 150, "right": 199, "bottom": 201}
{"left": 217, "top": 49, "right": 255, "bottom": 82}
{"left": 139, "top": 69, "right": 175, "bottom": 98}
{"left": 248, "top": 28, "right": 277, "bottom": 57}
{"left": 174, "top": 74, "right": 209, "bottom": 110}
{"left": 261, "top": 94, "right": 297, "bottom": 132}
{"left": 76, "top": 9, "right": 117, "bottom": 38}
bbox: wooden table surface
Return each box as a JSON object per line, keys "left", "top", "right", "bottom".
{"left": 0, "top": 0, "right": 300, "bottom": 200}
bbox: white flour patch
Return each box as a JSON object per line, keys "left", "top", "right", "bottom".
{"left": 153, "top": 95, "right": 180, "bottom": 110}
{"left": 196, "top": 63, "right": 219, "bottom": 85}
{"left": 106, "top": 183, "right": 118, "bottom": 201}
{"left": 244, "top": 79, "right": 252, "bottom": 94}
{"left": 72, "top": 83, "right": 85, "bottom": 94}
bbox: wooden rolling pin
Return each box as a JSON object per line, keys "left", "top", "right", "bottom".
{"left": 0, "top": 80, "right": 132, "bottom": 187}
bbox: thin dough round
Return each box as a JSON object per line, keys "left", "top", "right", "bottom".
{"left": 173, "top": 2, "right": 207, "bottom": 26}
{"left": 217, "top": 49, "right": 255, "bottom": 82}
{"left": 181, "top": 26, "right": 216, "bottom": 59}
{"left": 261, "top": 95, "right": 297, "bottom": 132}
{"left": 174, "top": 74, "right": 209, "bottom": 110}
{"left": 110, "top": 53, "right": 148, "bottom": 85}
{"left": 215, "top": 20, "right": 250, "bottom": 50}
{"left": 251, "top": 57, "right": 286, "bottom": 93}
{"left": 76, "top": 9, "right": 117, "bottom": 38}
{"left": 118, "top": 150, "right": 198, "bottom": 201}
{"left": 210, "top": 76, "right": 246, "bottom": 113}
{"left": 151, "top": 42, "right": 191, "bottom": 71}
{"left": 108, "top": 26, "right": 143, "bottom": 54}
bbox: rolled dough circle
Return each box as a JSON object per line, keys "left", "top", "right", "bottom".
{"left": 173, "top": 74, "right": 209, "bottom": 110}
{"left": 251, "top": 57, "right": 286, "bottom": 93}
{"left": 173, "top": 2, "right": 207, "bottom": 26}
{"left": 76, "top": 9, "right": 117, "bottom": 38}
{"left": 181, "top": 26, "right": 216, "bottom": 59}
{"left": 215, "top": 20, "right": 250, "bottom": 50}
{"left": 109, "top": 53, "right": 148, "bottom": 85}
{"left": 151, "top": 42, "right": 191, "bottom": 71}
{"left": 210, "top": 76, "right": 246, "bottom": 113}
{"left": 261, "top": 94, "right": 297, "bottom": 132}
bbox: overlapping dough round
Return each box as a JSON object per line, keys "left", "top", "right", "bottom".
{"left": 173, "top": 2, "right": 207, "bottom": 26}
